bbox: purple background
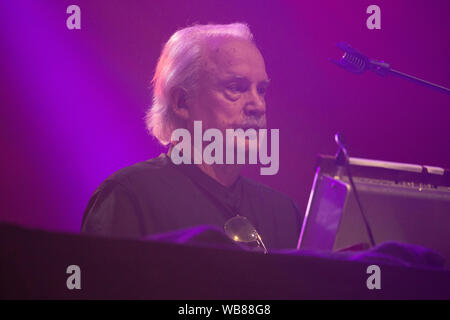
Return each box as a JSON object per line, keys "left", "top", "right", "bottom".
{"left": 0, "top": 0, "right": 449, "bottom": 233}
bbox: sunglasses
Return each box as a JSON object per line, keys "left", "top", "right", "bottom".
{"left": 223, "top": 215, "right": 268, "bottom": 254}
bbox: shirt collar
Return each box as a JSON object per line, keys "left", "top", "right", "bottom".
{"left": 161, "top": 153, "right": 244, "bottom": 213}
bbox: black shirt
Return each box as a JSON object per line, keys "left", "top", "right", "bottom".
{"left": 81, "top": 154, "right": 302, "bottom": 249}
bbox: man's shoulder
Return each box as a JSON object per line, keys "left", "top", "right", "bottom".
{"left": 105, "top": 153, "right": 175, "bottom": 186}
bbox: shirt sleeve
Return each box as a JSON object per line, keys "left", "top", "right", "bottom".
{"left": 81, "top": 179, "right": 145, "bottom": 238}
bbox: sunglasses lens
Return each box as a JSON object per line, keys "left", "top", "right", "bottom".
{"left": 224, "top": 215, "right": 268, "bottom": 254}
{"left": 224, "top": 215, "right": 258, "bottom": 243}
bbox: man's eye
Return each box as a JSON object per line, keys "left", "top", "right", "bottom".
{"left": 226, "top": 83, "right": 240, "bottom": 92}
{"left": 226, "top": 82, "right": 249, "bottom": 93}
{"left": 258, "top": 86, "right": 268, "bottom": 95}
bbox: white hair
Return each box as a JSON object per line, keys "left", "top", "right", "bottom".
{"left": 145, "top": 23, "right": 254, "bottom": 145}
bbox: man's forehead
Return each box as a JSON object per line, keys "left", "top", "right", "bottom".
{"left": 201, "top": 37, "right": 268, "bottom": 79}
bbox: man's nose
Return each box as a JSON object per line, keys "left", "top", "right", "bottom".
{"left": 244, "top": 87, "right": 266, "bottom": 118}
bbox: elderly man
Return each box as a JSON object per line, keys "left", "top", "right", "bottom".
{"left": 81, "top": 23, "right": 302, "bottom": 250}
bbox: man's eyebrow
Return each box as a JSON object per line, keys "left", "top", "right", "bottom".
{"left": 222, "top": 75, "right": 248, "bottom": 82}
{"left": 220, "top": 76, "right": 271, "bottom": 85}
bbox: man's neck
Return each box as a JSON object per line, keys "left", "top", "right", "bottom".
{"left": 196, "top": 161, "right": 242, "bottom": 187}
{"left": 168, "top": 144, "right": 242, "bottom": 187}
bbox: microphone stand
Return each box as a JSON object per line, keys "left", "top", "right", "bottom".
{"left": 335, "top": 133, "right": 376, "bottom": 248}
{"left": 388, "top": 68, "right": 450, "bottom": 95}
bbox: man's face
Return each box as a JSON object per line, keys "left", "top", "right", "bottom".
{"left": 188, "top": 38, "right": 270, "bottom": 138}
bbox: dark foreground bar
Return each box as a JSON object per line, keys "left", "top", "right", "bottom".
{"left": 1, "top": 222, "right": 449, "bottom": 299}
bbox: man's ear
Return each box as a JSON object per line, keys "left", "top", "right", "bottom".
{"left": 171, "top": 87, "right": 190, "bottom": 120}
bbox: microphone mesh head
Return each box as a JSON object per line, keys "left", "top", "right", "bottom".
{"left": 340, "top": 52, "right": 367, "bottom": 73}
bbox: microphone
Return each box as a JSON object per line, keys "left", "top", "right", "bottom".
{"left": 330, "top": 42, "right": 390, "bottom": 76}
{"left": 334, "top": 132, "right": 376, "bottom": 247}
{"left": 330, "top": 42, "right": 450, "bottom": 95}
